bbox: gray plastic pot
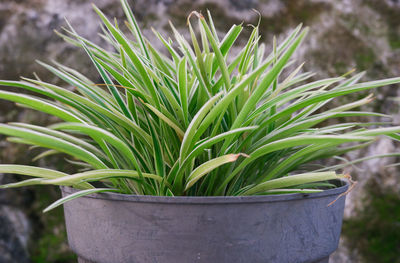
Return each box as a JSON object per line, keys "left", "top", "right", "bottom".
{"left": 61, "top": 179, "right": 348, "bottom": 263}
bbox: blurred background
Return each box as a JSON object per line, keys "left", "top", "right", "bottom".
{"left": 0, "top": 0, "right": 399, "bottom": 262}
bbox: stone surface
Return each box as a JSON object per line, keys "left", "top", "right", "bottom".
{"left": 0, "top": 173, "right": 31, "bottom": 263}
{"left": 0, "top": 205, "right": 31, "bottom": 263}
{"left": 0, "top": 0, "right": 400, "bottom": 262}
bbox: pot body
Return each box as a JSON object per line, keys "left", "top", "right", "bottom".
{"left": 61, "top": 180, "right": 348, "bottom": 263}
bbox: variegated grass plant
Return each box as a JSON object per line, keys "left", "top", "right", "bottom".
{"left": 1, "top": 0, "right": 400, "bottom": 211}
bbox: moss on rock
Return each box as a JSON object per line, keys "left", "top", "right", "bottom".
{"left": 343, "top": 181, "right": 400, "bottom": 263}
{"left": 29, "top": 186, "right": 76, "bottom": 263}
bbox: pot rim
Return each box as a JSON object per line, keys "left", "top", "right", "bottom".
{"left": 61, "top": 179, "right": 349, "bottom": 204}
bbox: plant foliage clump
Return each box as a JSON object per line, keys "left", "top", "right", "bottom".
{"left": 1, "top": 0, "right": 400, "bottom": 209}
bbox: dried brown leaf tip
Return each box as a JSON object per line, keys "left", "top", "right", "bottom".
{"left": 327, "top": 173, "right": 357, "bottom": 207}
{"left": 187, "top": 11, "right": 204, "bottom": 25}
{"left": 366, "top": 94, "right": 375, "bottom": 103}
{"left": 239, "top": 153, "right": 250, "bottom": 158}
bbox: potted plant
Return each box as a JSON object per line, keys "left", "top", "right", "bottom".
{"left": 0, "top": 1, "right": 399, "bottom": 262}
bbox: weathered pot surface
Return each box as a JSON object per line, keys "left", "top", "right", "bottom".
{"left": 61, "top": 179, "right": 349, "bottom": 263}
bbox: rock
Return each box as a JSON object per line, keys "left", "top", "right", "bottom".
{"left": 1, "top": 0, "right": 400, "bottom": 262}
{"left": 0, "top": 194, "right": 31, "bottom": 263}
{"left": 0, "top": 160, "right": 32, "bottom": 263}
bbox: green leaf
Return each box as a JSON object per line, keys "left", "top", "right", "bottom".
{"left": 178, "top": 58, "right": 189, "bottom": 126}
{"left": 144, "top": 103, "right": 185, "bottom": 139}
{"left": 217, "top": 135, "right": 371, "bottom": 194}
{"left": 220, "top": 28, "right": 309, "bottom": 153}
{"left": 32, "top": 149, "right": 59, "bottom": 162}
{"left": 93, "top": 4, "right": 160, "bottom": 108}
{"left": 49, "top": 123, "right": 142, "bottom": 172}
{"left": 0, "top": 124, "right": 108, "bottom": 169}
{"left": 120, "top": 0, "right": 150, "bottom": 60}
{"left": 180, "top": 92, "right": 223, "bottom": 161}
{"left": 199, "top": 14, "right": 231, "bottom": 90}
{"left": 145, "top": 113, "right": 166, "bottom": 181}
{"left": 11, "top": 123, "right": 106, "bottom": 158}
{"left": 42, "top": 169, "right": 164, "bottom": 185}
{"left": 44, "top": 188, "right": 118, "bottom": 212}
{"left": 0, "top": 90, "right": 83, "bottom": 122}
{"left": 0, "top": 165, "right": 93, "bottom": 189}
{"left": 242, "top": 172, "right": 342, "bottom": 195}
{"left": 21, "top": 78, "right": 152, "bottom": 146}
{"left": 184, "top": 154, "right": 243, "bottom": 191}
